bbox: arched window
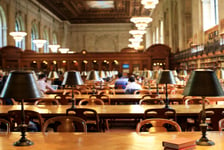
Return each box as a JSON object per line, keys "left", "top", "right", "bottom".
{"left": 31, "top": 23, "right": 38, "bottom": 52}
{"left": 160, "top": 20, "right": 164, "bottom": 44}
{"left": 15, "top": 16, "right": 26, "bottom": 49}
{"left": 202, "top": 0, "right": 219, "bottom": 31}
{"left": 43, "top": 28, "right": 49, "bottom": 53}
{"left": 52, "top": 32, "right": 58, "bottom": 44}
{"left": 0, "top": 6, "right": 7, "bottom": 47}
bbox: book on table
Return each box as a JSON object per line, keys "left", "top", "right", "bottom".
{"left": 163, "top": 144, "right": 196, "bottom": 150}
{"left": 162, "top": 137, "right": 196, "bottom": 149}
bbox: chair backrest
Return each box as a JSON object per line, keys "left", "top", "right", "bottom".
{"left": 139, "top": 98, "right": 164, "bottom": 105}
{"left": 66, "top": 108, "right": 100, "bottom": 132}
{"left": 34, "top": 99, "right": 60, "bottom": 105}
{"left": 78, "top": 98, "right": 104, "bottom": 105}
{"left": 97, "top": 89, "right": 115, "bottom": 95}
{"left": 8, "top": 110, "right": 44, "bottom": 132}
{"left": 0, "top": 118, "right": 10, "bottom": 133}
{"left": 91, "top": 94, "right": 110, "bottom": 105}
{"left": 219, "top": 118, "right": 224, "bottom": 131}
{"left": 42, "top": 116, "right": 87, "bottom": 132}
{"left": 68, "top": 90, "right": 81, "bottom": 96}
{"left": 125, "top": 89, "right": 137, "bottom": 94}
{"left": 144, "top": 108, "right": 176, "bottom": 121}
{"left": 200, "top": 108, "right": 224, "bottom": 131}
{"left": 136, "top": 118, "right": 182, "bottom": 133}
{"left": 141, "top": 94, "right": 159, "bottom": 99}
{"left": 134, "top": 89, "right": 151, "bottom": 95}
{"left": 185, "top": 98, "right": 210, "bottom": 105}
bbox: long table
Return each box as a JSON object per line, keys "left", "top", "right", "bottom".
{"left": 74, "top": 94, "right": 184, "bottom": 104}
{"left": 0, "top": 104, "right": 223, "bottom": 117}
{"left": 0, "top": 132, "right": 223, "bottom": 149}
{"left": 1, "top": 104, "right": 224, "bottom": 130}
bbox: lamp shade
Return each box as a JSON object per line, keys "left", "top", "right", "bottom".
{"left": 86, "top": 70, "right": 100, "bottom": 81}
{"left": 99, "top": 71, "right": 106, "bottom": 78}
{"left": 152, "top": 70, "right": 160, "bottom": 79}
{"left": 62, "top": 71, "right": 84, "bottom": 86}
{"left": 183, "top": 69, "right": 224, "bottom": 97}
{"left": 48, "top": 71, "right": 59, "bottom": 79}
{"left": 216, "top": 69, "right": 224, "bottom": 79}
{"left": 0, "top": 70, "right": 43, "bottom": 99}
{"left": 156, "top": 70, "right": 176, "bottom": 84}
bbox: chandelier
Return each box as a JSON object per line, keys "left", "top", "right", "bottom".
{"left": 59, "top": 48, "right": 69, "bottom": 53}
{"left": 9, "top": 32, "right": 27, "bottom": 42}
{"left": 129, "top": 30, "right": 146, "bottom": 39}
{"left": 48, "top": 44, "right": 60, "bottom": 53}
{"left": 128, "top": 38, "right": 143, "bottom": 48}
{"left": 33, "top": 39, "right": 47, "bottom": 48}
{"left": 130, "top": 16, "right": 153, "bottom": 30}
{"left": 130, "top": 16, "right": 152, "bottom": 24}
{"left": 141, "top": 0, "right": 159, "bottom": 9}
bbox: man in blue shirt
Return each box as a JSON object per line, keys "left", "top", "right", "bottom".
{"left": 114, "top": 72, "right": 128, "bottom": 89}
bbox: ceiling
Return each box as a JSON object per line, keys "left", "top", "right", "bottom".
{"left": 36, "top": 0, "right": 151, "bottom": 24}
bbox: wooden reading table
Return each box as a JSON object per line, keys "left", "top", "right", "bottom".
{"left": 0, "top": 132, "right": 223, "bottom": 149}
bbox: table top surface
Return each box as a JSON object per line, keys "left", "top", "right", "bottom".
{"left": 0, "top": 131, "right": 224, "bottom": 150}
{"left": 1, "top": 104, "right": 224, "bottom": 116}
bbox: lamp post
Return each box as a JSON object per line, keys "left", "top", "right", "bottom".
{"left": 86, "top": 70, "right": 101, "bottom": 95}
{"left": 156, "top": 70, "right": 176, "bottom": 108}
{"left": 62, "top": 71, "right": 84, "bottom": 110}
{"left": 183, "top": 69, "right": 224, "bottom": 146}
{"left": 0, "top": 71, "right": 43, "bottom": 146}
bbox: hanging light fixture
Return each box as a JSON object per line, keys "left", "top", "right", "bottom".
{"left": 33, "top": 39, "right": 47, "bottom": 49}
{"left": 130, "top": 16, "right": 153, "bottom": 30}
{"left": 141, "top": 0, "right": 159, "bottom": 9}
{"left": 129, "top": 38, "right": 143, "bottom": 45}
{"left": 48, "top": 44, "right": 60, "bottom": 53}
{"left": 129, "top": 30, "right": 146, "bottom": 39}
{"left": 59, "top": 48, "right": 69, "bottom": 53}
{"left": 9, "top": 32, "right": 27, "bottom": 42}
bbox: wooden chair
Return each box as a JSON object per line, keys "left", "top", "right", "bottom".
{"left": 200, "top": 108, "right": 224, "bottom": 131}
{"left": 42, "top": 116, "right": 87, "bottom": 132}
{"left": 144, "top": 108, "right": 177, "bottom": 121}
{"left": 78, "top": 98, "right": 104, "bottom": 105}
{"left": 97, "top": 89, "right": 115, "bottom": 95}
{"left": 89, "top": 94, "right": 111, "bottom": 105}
{"left": 141, "top": 94, "right": 159, "bottom": 99}
{"left": 184, "top": 98, "right": 210, "bottom": 131}
{"left": 8, "top": 110, "right": 44, "bottom": 132}
{"left": 78, "top": 97, "right": 109, "bottom": 131}
{"left": 0, "top": 118, "right": 10, "bottom": 133}
{"left": 66, "top": 108, "right": 100, "bottom": 132}
{"left": 0, "top": 98, "right": 18, "bottom": 105}
{"left": 134, "top": 89, "right": 151, "bottom": 95}
{"left": 185, "top": 98, "right": 210, "bottom": 105}
{"left": 34, "top": 99, "right": 60, "bottom": 105}
{"left": 139, "top": 98, "right": 164, "bottom": 105}
{"left": 136, "top": 118, "right": 182, "bottom": 133}
{"left": 219, "top": 118, "right": 224, "bottom": 131}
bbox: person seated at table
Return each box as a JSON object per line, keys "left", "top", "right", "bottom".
{"left": 37, "top": 73, "right": 56, "bottom": 94}
{"left": 125, "top": 75, "right": 142, "bottom": 94}
{"left": 114, "top": 72, "right": 128, "bottom": 89}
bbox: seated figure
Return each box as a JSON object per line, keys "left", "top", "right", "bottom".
{"left": 124, "top": 75, "right": 142, "bottom": 94}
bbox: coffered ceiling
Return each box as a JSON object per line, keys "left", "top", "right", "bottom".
{"left": 36, "top": 0, "right": 151, "bottom": 24}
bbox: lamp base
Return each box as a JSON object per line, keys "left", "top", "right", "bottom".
{"left": 196, "top": 138, "right": 215, "bottom": 146}
{"left": 14, "top": 137, "right": 33, "bottom": 146}
{"left": 164, "top": 105, "right": 172, "bottom": 109}
{"left": 196, "top": 123, "right": 215, "bottom": 146}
